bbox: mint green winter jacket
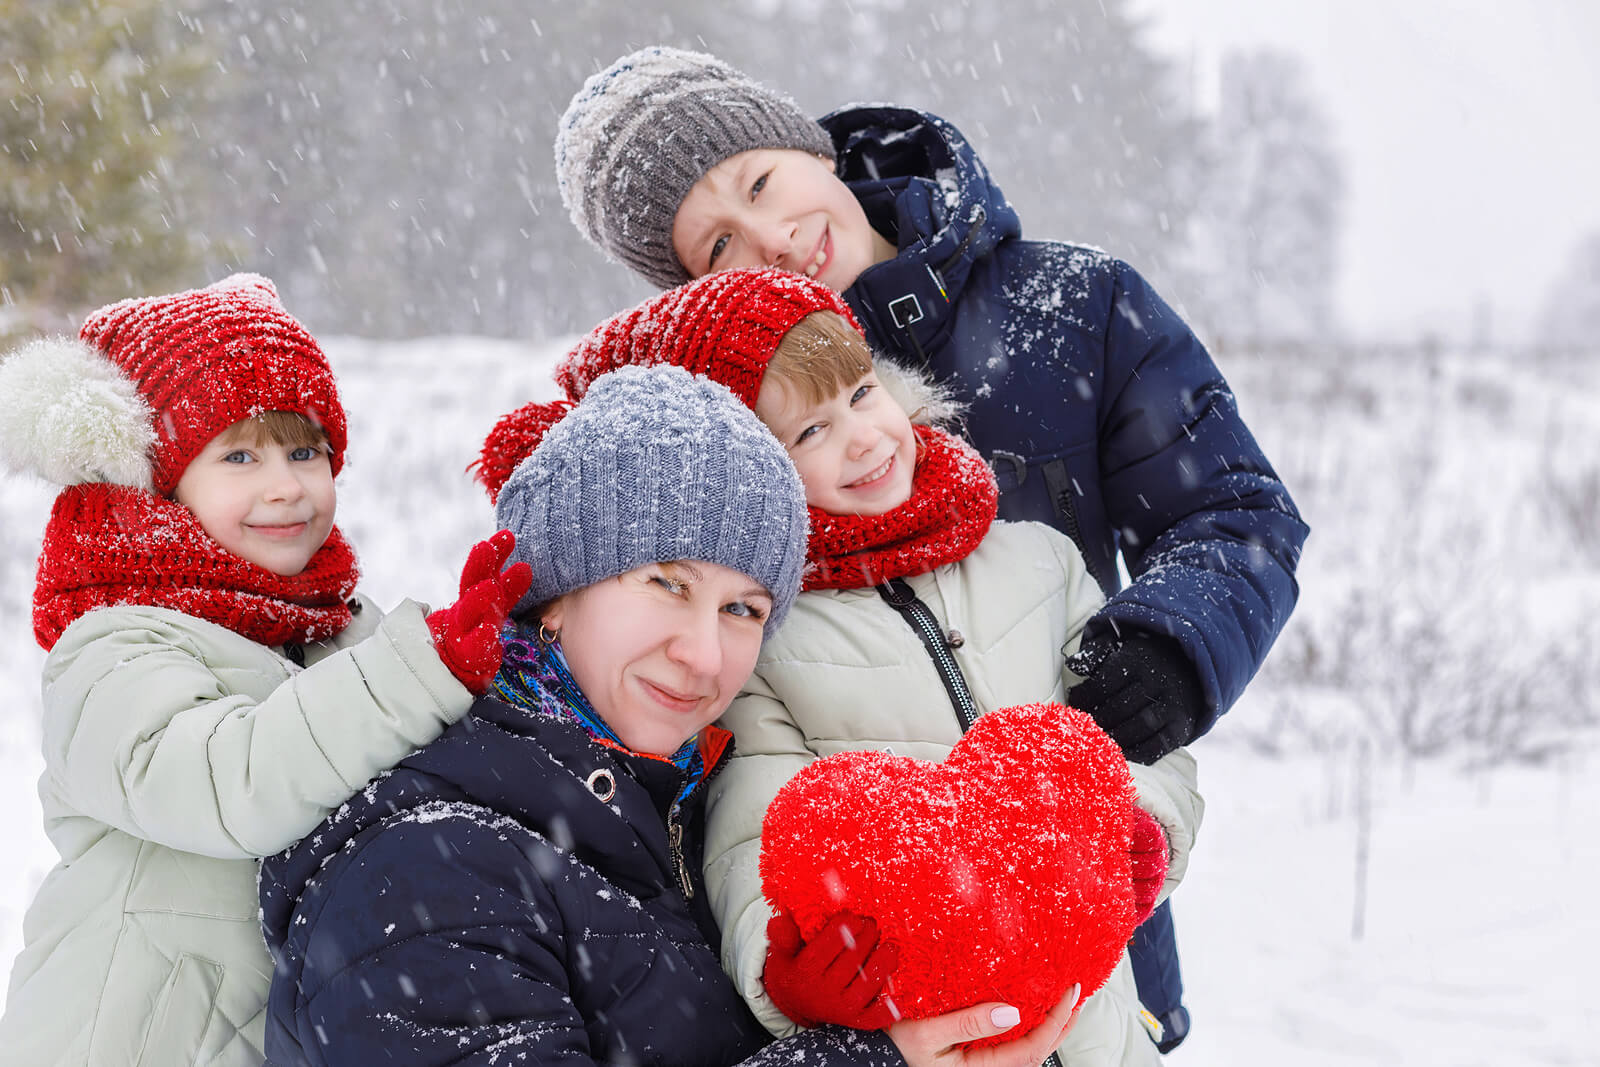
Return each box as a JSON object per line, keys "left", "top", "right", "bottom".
{"left": 0, "top": 594, "right": 472, "bottom": 1066}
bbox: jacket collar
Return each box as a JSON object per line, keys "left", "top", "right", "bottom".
{"left": 820, "top": 104, "right": 1021, "bottom": 361}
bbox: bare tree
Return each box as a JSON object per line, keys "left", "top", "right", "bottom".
{"left": 1186, "top": 48, "right": 1344, "bottom": 351}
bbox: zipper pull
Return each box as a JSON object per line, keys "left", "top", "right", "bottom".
{"left": 668, "top": 816, "right": 694, "bottom": 900}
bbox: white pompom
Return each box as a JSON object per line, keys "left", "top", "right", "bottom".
{"left": 0, "top": 336, "right": 154, "bottom": 488}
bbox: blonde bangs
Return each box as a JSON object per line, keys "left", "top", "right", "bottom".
{"left": 215, "top": 410, "right": 330, "bottom": 452}
{"left": 769, "top": 312, "right": 874, "bottom": 406}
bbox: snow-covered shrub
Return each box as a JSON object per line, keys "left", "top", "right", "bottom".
{"left": 1224, "top": 345, "right": 1600, "bottom": 764}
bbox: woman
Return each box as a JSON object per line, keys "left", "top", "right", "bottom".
{"left": 258, "top": 365, "right": 1077, "bottom": 1066}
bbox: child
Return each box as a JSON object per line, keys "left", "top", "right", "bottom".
{"left": 0, "top": 274, "right": 528, "bottom": 1066}
{"left": 478, "top": 269, "right": 1202, "bottom": 1064}
{"left": 554, "top": 47, "right": 1309, "bottom": 1046}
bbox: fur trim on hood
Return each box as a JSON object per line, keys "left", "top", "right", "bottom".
{"left": 873, "top": 354, "right": 967, "bottom": 432}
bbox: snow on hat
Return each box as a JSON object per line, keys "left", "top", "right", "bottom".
{"left": 556, "top": 267, "right": 860, "bottom": 409}
{"left": 556, "top": 46, "right": 836, "bottom": 289}
{"left": 494, "top": 364, "right": 809, "bottom": 634}
{"left": 0, "top": 273, "right": 346, "bottom": 495}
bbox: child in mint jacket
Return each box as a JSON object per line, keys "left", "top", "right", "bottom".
{"left": 0, "top": 274, "right": 526, "bottom": 1065}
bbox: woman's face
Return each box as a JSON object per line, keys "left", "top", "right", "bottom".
{"left": 541, "top": 560, "right": 774, "bottom": 756}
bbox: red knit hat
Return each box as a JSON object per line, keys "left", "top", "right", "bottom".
{"left": 475, "top": 268, "right": 859, "bottom": 500}
{"left": 67, "top": 273, "right": 347, "bottom": 494}
{"left": 554, "top": 267, "right": 861, "bottom": 407}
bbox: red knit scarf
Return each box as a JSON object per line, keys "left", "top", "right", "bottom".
{"left": 803, "top": 425, "right": 999, "bottom": 591}
{"left": 33, "top": 483, "right": 360, "bottom": 652}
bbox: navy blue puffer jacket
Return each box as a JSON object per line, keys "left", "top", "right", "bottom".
{"left": 258, "top": 693, "right": 902, "bottom": 1066}
{"left": 823, "top": 105, "right": 1309, "bottom": 726}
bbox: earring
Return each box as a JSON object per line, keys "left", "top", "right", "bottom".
{"left": 538, "top": 622, "right": 559, "bottom": 645}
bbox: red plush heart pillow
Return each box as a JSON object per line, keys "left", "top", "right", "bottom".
{"left": 759, "top": 702, "right": 1139, "bottom": 1042}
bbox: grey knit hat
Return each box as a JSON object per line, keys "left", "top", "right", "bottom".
{"left": 555, "top": 46, "right": 836, "bottom": 290}
{"left": 495, "top": 364, "right": 809, "bottom": 634}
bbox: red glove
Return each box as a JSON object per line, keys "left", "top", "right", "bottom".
{"left": 763, "top": 910, "right": 899, "bottom": 1030}
{"left": 1129, "top": 805, "right": 1169, "bottom": 926}
{"left": 426, "top": 530, "right": 532, "bottom": 694}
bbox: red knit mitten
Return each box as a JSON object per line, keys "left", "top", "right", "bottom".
{"left": 763, "top": 910, "right": 899, "bottom": 1030}
{"left": 426, "top": 530, "right": 532, "bottom": 694}
{"left": 1129, "top": 805, "right": 1170, "bottom": 926}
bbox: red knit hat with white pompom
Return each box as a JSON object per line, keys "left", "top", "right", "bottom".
{"left": 73, "top": 273, "right": 347, "bottom": 493}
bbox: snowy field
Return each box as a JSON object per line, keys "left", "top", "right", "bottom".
{"left": 1, "top": 333, "right": 1594, "bottom": 1064}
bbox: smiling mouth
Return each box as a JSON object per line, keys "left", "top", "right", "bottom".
{"left": 248, "top": 522, "right": 309, "bottom": 539}
{"left": 845, "top": 455, "right": 894, "bottom": 489}
{"left": 803, "top": 229, "right": 830, "bottom": 279}
{"left": 641, "top": 678, "right": 704, "bottom": 712}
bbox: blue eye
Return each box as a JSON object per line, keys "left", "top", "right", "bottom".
{"left": 725, "top": 600, "right": 769, "bottom": 621}
{"left": 750, "top": 173, "right": 768, "bottom": 198}
{"left": 289, "top": 445, "right": 321, "bottom": 462}
{"left": 851, "top": 383, "right": 872, "bottom": 405}
{"left": 222, "top": 450, "right": 253, "bottom": 464}
{"left": 710, "top": 234, "right": 730, "bottom": 267}
{"left": 793, "top": 424, "right": 820, "bottom": 446}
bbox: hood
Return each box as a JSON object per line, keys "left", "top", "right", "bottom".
{"left": 820, "top": 105, "right": 1022, "bottom": 357}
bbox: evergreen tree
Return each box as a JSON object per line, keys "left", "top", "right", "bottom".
{"left": 1, "top": 0, "right": 219, "bottom": 331}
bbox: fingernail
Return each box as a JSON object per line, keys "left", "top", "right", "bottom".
{"left": 1066, "top": 984, "right": 1082, "bottom": 1010}
{"left": 991, "top": 1005, "right": 1021, "bottom": 1028}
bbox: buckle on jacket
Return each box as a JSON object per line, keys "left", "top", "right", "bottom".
{"left": 888, "top": 293, "right": 924, "bottom": 329}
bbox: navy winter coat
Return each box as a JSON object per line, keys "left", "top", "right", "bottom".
{"left": 258, "top": 693, "right": 903, "bottom": 1066}
{"left": 823, "top": 105, "right": 1310, "bottom": 726}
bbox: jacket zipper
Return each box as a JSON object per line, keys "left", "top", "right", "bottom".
{"left": 875, "top": 578, "right": 976, "bottom": 732}
{"left": 667, "top": 810, "right": 694, "bottom": 900}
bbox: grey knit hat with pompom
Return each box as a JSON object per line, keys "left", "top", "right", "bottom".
{"left": 494, "top": 364, "right": 809, "bottom": 634}
{"left": 555, "top": 46, "right": 835, "bottom": 289}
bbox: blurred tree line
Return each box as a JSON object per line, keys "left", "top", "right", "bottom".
{"left": 3, "top": 0, "right": 1349, "bottom": 347}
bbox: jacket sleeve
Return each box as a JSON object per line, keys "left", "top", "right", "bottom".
{"left": 1091, "top": 259, "right": 1309, "bottom": 721}
{"left": 1126, "top": 747, "right": 1203, "bottom": 905}
{"left": 704, "top": 676, "right": 819, "bottom": 1039}
{"left": 40, "top": 599, "right": 472, "bottom": 858}
{"left": 276, "top": 810, "right": 600, "bottom": 1066}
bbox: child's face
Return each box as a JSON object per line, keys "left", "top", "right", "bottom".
{"left": 755, "top": 370, "right": 916, "bottom": 516}
{"left": 671, "top": 148, "right": 892, "bottom": 290}
{"left": 173, "top": 422, "right": 336, "bottom": 576}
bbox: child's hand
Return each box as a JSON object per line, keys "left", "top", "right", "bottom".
{"left": 1128, "top": 805, "right": 1169, "bottom": 926}
{"left": 763, "top": 909, "right": 899, "bottom": 1030}
{"left": 426, "top": 530, "right": 533, "bottom": 695}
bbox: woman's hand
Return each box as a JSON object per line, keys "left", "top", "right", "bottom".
{"left": 887, "top": 985, "right": 1080, "bottom": 1066}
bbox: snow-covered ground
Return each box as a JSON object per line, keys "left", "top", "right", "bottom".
{"left": 1, "top": 334, "right": 1593, "bottom": 1063}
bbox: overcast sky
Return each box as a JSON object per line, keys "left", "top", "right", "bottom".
{"left": 1129, "top": 0, "right": 1600, "bottom": 347}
